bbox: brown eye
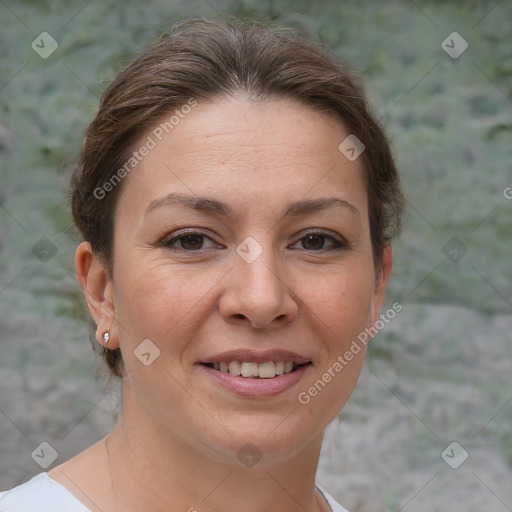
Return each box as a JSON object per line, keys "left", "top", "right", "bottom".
{"left": 301, "top": 234, "right": 326, "bottom": 250}
{"left": 163, "top": 231, "right": 218, "bottom": 251}
{"left": 290, "top": 231, "right": 347, "bottom": 252}
{"left": 179, "top": 234, "right": 204, "bottom": 250}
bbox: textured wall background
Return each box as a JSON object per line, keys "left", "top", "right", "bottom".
{"left": 1, "top": 1, "right": 511, "bottom": 511}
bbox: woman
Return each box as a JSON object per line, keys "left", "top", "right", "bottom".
{"left": 0, "top": 17, "right": 403, "bottom": 512}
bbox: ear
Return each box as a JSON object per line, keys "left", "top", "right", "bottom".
{"left": 369, "top": 242, "right": 393, "bottom": 327}
{"left": 75, "top": 241, "right": 118, "bottom": 349}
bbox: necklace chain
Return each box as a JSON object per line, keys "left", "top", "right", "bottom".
{"left": 105, "top": 435, "right": 121, "bottom": 512}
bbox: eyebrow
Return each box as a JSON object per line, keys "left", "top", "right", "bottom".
{"left": 144, "top": 192, "right": 360, "bottom": 219}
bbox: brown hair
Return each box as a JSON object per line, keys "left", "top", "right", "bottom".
{"left": 71, "top": 17, "right": 404, "bottom": 378}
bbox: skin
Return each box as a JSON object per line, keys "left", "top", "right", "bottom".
{"left": 49, "top": 94, "right": 392, "bottom": 512}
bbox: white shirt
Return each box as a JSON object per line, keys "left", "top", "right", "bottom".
{"left": 0, "top": 473, "right": 349, "bottom": 512}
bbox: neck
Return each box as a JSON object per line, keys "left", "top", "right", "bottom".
{"left": 106, "top": 389, "right": 328, "bottom": 512}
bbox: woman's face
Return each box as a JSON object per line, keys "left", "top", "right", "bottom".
{"left": 107, "top": 95, "right": 391, "bottom": 464}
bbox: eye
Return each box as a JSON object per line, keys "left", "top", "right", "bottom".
{"left": 161, "top": 229, "right": 346, "bottom": 253}
{"left": 163, "top": 231, "right": 219, "bottom": 251}
{"left": 290, "top": 231, "right": 346, "bottom": 252}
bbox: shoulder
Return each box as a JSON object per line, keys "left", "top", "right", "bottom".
{"left": 316, "top": 483, "right": 351, "bottom": 512}
{"left": 0, "top": 473, "right": 91, "bottom": 512}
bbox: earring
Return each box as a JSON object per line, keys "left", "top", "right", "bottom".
{"left": 103, "top": 331, "right": 110, "bottom": 344}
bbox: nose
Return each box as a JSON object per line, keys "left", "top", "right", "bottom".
{"left": 218, "top": 248, "right": 299, "bottom": 329}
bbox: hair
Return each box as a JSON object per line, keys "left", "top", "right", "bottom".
{"left": 70, "top": 16, "right": 404, "bottom": 378}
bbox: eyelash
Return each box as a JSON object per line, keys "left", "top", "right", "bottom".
{"left": 160, "top": 229, "right": 349, "bottom": 253}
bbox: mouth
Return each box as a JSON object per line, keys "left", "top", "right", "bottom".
{"left": 198, "top": 360, "right": 312, "bottom": 397}
{"left": 200, "top": 361, "right": 312, "bottom": 379}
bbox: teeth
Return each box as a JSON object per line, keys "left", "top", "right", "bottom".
{"left": 241, "top": 362, "right": 259, "bottom": 377}
{"left": 213, "top": 361, "right": 300, "bottom": 378}
{"left": 258, "top": 361, "right": 275, "bottom": 379}
{"left": 228, "top": 361, "right": 241, "bottom": 376}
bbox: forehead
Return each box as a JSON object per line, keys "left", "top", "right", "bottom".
{"left": 118, "top": 95, "right": 368, "bottom": 218}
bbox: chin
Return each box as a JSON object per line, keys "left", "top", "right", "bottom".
{"left": 196, "top": 413, "right": 321, "bottom": 466}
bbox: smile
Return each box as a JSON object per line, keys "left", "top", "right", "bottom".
{"left": 202, "top": 360, "right": 308, "bottom": 378}
{"left": 199, "top": 361, "right": 312, "bottom": 397}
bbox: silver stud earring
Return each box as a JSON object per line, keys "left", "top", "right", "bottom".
{"left": 103, "top": 332, "right": 110, "bottom": 344}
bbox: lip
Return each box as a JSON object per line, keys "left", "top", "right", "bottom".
{"left": 198, "top": 362, "right": 312, "bottom": 397}
{"left": 199, "top": 349, "right": 311, "bottom": 365}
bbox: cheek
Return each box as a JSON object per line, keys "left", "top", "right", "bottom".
{"left": 113, "top": 257, "right": 215, "bottom": 346}
{"left": 301, "top": 263, "right": 375, "bottom": 343}
{"left": 295, "top": 268, "right": 373, "bottom": 422}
